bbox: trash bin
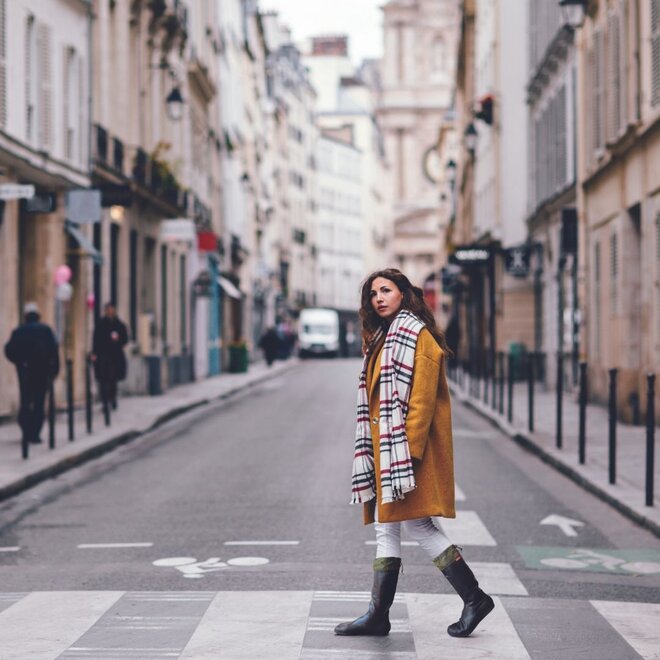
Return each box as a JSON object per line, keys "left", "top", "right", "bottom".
{"left": 509, "top": 343, "right": 527, "bottom": 382}
{"left": 228, "top": 344, "right": 249, "bottom": 373}
{"left": 145, "top": 355, "right": 162, "bottom": 395}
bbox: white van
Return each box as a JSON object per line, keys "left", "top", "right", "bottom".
{"left": 298, "top": 308, "right": 340, "bottom": 358}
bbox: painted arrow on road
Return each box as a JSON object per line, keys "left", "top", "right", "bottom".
{"left": 540, "top": 514, "right": 585, "bottom": 537}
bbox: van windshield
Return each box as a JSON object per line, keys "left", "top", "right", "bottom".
{"left": 303, "top": 324, "right": 334, "bottom": 334}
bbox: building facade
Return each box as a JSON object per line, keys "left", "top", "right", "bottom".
{"left": 378, "top": 0, "right": 459, "bottom": 287}
{"left": 578, "top": 0, "right": 660, "bottom": 419}
{"left": 0, "top": 0, "right": 92, "bottom": 415}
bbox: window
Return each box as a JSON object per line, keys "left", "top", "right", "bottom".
{"left": 25, "top": 16, "right": 36, "bottom": 142}
{"left": 37, "top": 23, "right": 52, "bottom": 149}
{"left": 607, "top": 11, "right": 623, "bottom": 140}
{"left": 652, "top": 0, "right": 660, "bottom": 105}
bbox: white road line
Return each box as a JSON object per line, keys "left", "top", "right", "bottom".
{"left": 365, "top": 540, "right": 420, "bottom": 547}
{"left": 223, "top": 540, "right": 300, "bottom": 546}
{"left": 471, "top": 562, "right": 528, "bottom": 596}
{"left": 406, "top": 593, "right": 531, "bottom": 659}
{"left": 77, "top": 542, "right": 154, "bottom": 549}
{"left": 180, "top": 591, "right": 313, "bottom": 660}
{"left": 434, "top": 511, "right": 497, "bottom": 546}
{"left": 590, "top": 600, "right": 660, "bottom": 659}
{"left": 0, "top": 591, "right": 123, "bottom": 659}
{"left": 0, "top": 546, "right": 20, "bottom": 552}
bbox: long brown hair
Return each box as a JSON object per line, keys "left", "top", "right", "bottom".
{"left": 359, "top": 268, "right": 450, "bottom": 354}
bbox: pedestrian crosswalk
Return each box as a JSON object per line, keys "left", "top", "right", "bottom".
{"left": 0, "top": 591, "right": 656, "bottom": 659}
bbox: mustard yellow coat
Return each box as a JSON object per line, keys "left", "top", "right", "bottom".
{"left": 363, "top": 327, "right": 456, "bottom": 524}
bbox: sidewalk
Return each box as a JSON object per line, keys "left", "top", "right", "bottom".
{"left": 448, "top": 375, "right": 660, "bottom": 538}
{"left": 0, "top": 359, "right": 297, "bottom": 502}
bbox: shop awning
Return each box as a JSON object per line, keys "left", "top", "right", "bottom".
{"left": 217, "top": 276, "right": 242, "bottom": 299}
{"left": 65, "top": 221, "right": 103, "bottom": 265}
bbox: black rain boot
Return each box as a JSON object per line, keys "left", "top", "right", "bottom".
{"left": 334, "top": 557, "right": 401, "bottom": 636}
{"left": 433, "top": 545, "right": 494, "bottom": 637}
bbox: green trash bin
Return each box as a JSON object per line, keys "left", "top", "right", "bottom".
{"left": 228, "top": 344, "right": 249, "bottom": 373}
{"left": 509, "top": 343, "right": 527, "bottom": 382}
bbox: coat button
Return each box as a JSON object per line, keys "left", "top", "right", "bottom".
{"left": 372, "top": 416, "right": 379, "bottom": 425}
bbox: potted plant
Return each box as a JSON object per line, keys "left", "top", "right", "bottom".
{"left": 228, "top": 339, "right": 249, "bottom": 373}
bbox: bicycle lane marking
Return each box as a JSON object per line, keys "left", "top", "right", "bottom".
{"left": 516, "top": 546, "right": 660, "bottom": 575}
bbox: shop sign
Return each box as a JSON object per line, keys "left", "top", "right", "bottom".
{"left": 66, "top": 189, "right": 102, "bottom": 224}
{"left": 0, "top": 184, "right": 35, "bottom": 200}
{"left": 160, "top": 218, "right": 196, "bottom": 243}
{"left": 504, "top": 245, "right": 531, "bottom": 278}
{"left": 452, "top": 246, "right": 491, "bottom": 264}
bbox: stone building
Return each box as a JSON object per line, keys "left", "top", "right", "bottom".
{"left": 577, "top": 0, "right": 660, "bottom": 419}
{"left": 0, "top": 0, "right": 92, "bottom": 415}
{"left": 377, "top": 0, "right": 459, "bottom": 287}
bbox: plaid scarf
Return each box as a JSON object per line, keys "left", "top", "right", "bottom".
{"left": 351, "top": 309, "right": 425, "bottom": 505}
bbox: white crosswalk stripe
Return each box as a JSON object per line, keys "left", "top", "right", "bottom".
{"left": 0, "top": 591, "right": 655, "bottom": 659}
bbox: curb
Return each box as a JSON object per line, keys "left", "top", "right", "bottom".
{"left": 0, "top": 362, "right": 297, "bottom": 504}
{"left": 450, "top": 383, "right": 660, "bottom": 540}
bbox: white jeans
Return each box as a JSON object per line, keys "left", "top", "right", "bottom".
{"left": 374, "top": 512, "right": 452, "bottom": 560}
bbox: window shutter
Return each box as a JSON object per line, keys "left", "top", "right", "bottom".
{"left": 78, "top": 55, "right": 84, "bottom": 165}
{"left": 652, "top": 0, "right": 660, "bottom": 106}
{"left": 656, "top": 212, "right": 660, "bottom": 355}
{"left": 610, "top": 232, "right": 618, "bottom": 315}
{"left": 594, "top": 242, "right": 601, "bottom": 355}
{"left": 25, "top": 16, "right": 34, "bottom": 142}
{"left": 593, "top": 29, "right": 604, "bottom": 151}
{"left": 63, "top": 46, "right": 70, "bottom": 159}
{"left": 0, "top": 0, "right": 6, "bottom": 127}
{"left": 607, "top": 12, "right": 621, "bottom": 140}
{"left": 37, "top": 23, "right": 52, "bottom": 150}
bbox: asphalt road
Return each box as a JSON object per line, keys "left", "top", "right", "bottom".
{"left": 0, "top": 358, "right": 657, "bottom": 603}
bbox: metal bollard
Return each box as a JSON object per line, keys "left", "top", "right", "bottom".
{"left": 498, "top": 352, "right": 505, "bottom": 416}
{"left": 608, "top": 368, "right": 618, "bottom": 484}
{"left": 646, "top": 373, "right": 655, "bottom": 507}
{"left": 578, "top": 362, "right": 588, "bottom": 464}
{"left": 491, "top": 358, "right": 498, "bottom": 412}
{"left": 66, "top": 358, "right": 74, "bottom": 442}
{"left": 85, "top": 356, "right": 93, "bottom": 434}
{"left": 556, "top": 352, "right": 564, "bottom": 449}
{"left": 528, "top": 352, "right": 535, "bottom": 432}
{"left": 48, "top": 380, "right": 55, "bottom": 450}
{"left": 507, "top": 352, "right": 514, "bottom": 423}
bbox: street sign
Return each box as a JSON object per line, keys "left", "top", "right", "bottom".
{"left": 0, "top": 184, "right": 35, "bottom": 200}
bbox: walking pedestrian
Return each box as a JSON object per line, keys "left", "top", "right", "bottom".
{"left": 258, "top": 327, "right": 280, "bottom": 366}
{"left": 4, "top": 302, "right": 60, "bottom": 444}
{"left": 91, "top": 303, "right": 128, "bottom": 411}
{"left": 335, "top": 268, "right": 494, "bottom": 638}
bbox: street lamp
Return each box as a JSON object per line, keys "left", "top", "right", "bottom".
{"left": 559, "top": 0, "right": 587, "bottom": 29}
{"left": 165, "top": 86, "right": 184, "bottom": 121}
{"left": 464, "top": 123, "right": 478, "bottom": 157}
{"left": 445, "top": 159, "right": 457, "bottom": 188}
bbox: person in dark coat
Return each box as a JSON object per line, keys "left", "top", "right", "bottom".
{"left": 258, "top": 327, "right": 280, "bottom": 366}
{"left": 91, "top": 303, "right": 128, "bottom": 410}
{"left": 4, "top": 303, "right": 60, "bottom": 444}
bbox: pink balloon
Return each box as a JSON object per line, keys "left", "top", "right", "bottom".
{"left": 54, "top": 265, "right": 72, "bottom": 285}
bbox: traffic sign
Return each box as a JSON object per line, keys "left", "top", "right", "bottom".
{"left": 0, "top": 184, "right": 35, "bottom": 200}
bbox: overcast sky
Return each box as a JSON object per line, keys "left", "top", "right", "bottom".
{"left": 258, "top": 0, "right": 384, "bottom": 64}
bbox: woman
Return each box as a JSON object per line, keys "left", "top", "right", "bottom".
{"left": 335, "top": 269, "right": 494, "bottom": 638}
